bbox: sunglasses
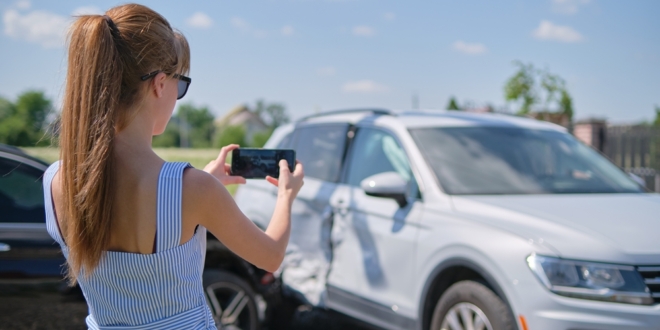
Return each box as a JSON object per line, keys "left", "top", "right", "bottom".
{"left": 140, "top": 70, "right": 192, "bottom": 100}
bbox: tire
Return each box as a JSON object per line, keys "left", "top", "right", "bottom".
{"left": 429, "top": 281, "right": 515, "bottom": 330}
{"left": 203, "top": 270, "right": 260, "bottom": 330}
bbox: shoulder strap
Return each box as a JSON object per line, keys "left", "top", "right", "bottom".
{"left": 155, "top": 162, "right": 192, "bottom": 252}
{"left": 43, "top": 161, "right": 66, "bottom": 247}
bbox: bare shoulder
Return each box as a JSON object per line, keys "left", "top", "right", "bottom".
{"left": 181, "top": 168, "right": 233, "bottom": 223}
{"left": 51, "top": 169, "right": 63, "bottom": 208}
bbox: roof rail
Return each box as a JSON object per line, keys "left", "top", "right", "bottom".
{"left": 297, "top": 108, "right": 394, "bottom": 122}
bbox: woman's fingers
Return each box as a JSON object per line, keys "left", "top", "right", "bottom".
{"left": 265, "top": 176, "right": 279, "bottom": 187}
{"left": 217, "top": 144, "right": 240, "bottom": 164}
{"left": 226, "top": 176, "right": 247, "bottom": 185}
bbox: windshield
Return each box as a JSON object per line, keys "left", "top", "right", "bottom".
{"left": 410, "top": 127, "right": 643, "bottom": 195}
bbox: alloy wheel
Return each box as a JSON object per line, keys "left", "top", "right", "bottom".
{"left": 440, "top": 302, "right": 493, "bottom": 330}
{"left": 206, "top": 281, "right": 257, "bottom": 330}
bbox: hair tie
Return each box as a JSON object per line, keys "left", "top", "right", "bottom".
{"left": 103, "top": 15, "right": 121, "bottom": 39}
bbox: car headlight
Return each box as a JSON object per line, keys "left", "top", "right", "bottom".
{"left": 527, "top": 254, "right": 653, "bottom": 305}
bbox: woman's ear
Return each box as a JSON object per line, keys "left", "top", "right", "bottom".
{"left": 151, "top": 72, "right": 168, "bottom": 98}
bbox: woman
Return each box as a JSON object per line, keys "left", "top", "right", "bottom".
{"left": 44, "top": 3, "right": 304, "bottom": 329}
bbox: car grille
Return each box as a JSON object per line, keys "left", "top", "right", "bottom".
{"left": 637, "top": 266, "right": 660, "bottom": 304}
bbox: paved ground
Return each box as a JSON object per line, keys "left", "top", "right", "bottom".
{"left": 0, "top": 294, "right": 373, "bottom": 330}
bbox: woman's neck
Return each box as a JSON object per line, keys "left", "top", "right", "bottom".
{"left": 113, "top": 107, "right": 161, "bottom": 167}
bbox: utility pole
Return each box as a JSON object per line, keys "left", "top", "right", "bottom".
{"left": 412, "top": 92, "right": 419, "bottom": 109}
{"left": 179, "top": 110, "right": 189, "bottom": 148}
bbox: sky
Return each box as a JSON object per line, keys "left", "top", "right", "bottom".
{"left": 1, "top": 0, "right": 659, "bottom": 123}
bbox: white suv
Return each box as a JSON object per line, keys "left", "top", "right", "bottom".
{"left": 234, "top": 109, "right": 660, "bottom": 330}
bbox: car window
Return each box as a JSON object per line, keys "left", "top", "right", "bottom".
{"left": 410, "top": 127, "right": 642, "bottom": 194}
{"left": 291, "top": 124, "right": 348, "bottom": 182}
{"left": 0, "top": 157, "right": 45, "bottom": 223}
{"left": 345, "top": 127, "right": 416, "bottom": 192}
{"left": 277, "top": 133, "right": 292, "bottom": 148}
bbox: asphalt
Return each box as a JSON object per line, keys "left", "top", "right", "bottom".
{"left": 0, "top": 294, "right": 374, "bottom": 330}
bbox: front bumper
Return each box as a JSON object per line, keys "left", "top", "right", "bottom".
{"left": 517, "top": 280, "right": 660, "bottom": 330}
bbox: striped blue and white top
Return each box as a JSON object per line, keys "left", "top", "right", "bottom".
{"left": 43, "top": 161, "right": 217, "bottom": 330}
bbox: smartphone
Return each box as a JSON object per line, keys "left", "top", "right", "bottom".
{"left": 231, "top": 148, "right": 296, "bottom": 179}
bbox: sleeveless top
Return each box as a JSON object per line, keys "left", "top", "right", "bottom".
{"left": 43, "top": 161, "right": 217, "bottom": 330}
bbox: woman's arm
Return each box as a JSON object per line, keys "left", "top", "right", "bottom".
{"left": 186, "top": 145, "right": 304, "bottom": 272}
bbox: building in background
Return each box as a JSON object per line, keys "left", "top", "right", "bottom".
{"left": 574, "top": 119, "right": 660, "bottom": 192}
{"left": 215, "top": 105, "right": 268, "bottom": 143}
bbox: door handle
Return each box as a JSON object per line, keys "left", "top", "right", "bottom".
{"left": 335, "top": 199, "right": 349, "bottom": 215}
{"left": 0, "top": 242, "right": 10, "bottom": 252}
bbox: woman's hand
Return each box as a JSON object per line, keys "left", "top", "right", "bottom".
{"left": 266, "top": 160, "right": 304, "bottom": 203}
{"left": 203, "top": 144, "right": 247, "bottom": 186}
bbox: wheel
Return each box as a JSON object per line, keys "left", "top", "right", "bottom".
{"left": 429, "top": 281, "right": 515, "bottom": 330}
{"left": 203, "top": 270, "right": 260, "bottom": 330}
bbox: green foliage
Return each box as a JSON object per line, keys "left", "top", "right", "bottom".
{"left": 559, "top": 90, "right": 574, "bottom": 121}
{"left": 251, "top": 128, "right": 274, "bottom": 148}
{"left": 152, "top": 119, "right": 180, "bottom": 147}
{"left": 504, "top": 62, "right": 537, "bottom": 115}
{"left": 253, "top": 99, "right": 289, "bottom": 129}
{"left": 178, "top": 103, "right": 215, "bottom": 148}
{"left": 654, "top": 105, "right": 660, "bottom": 127}
{"left": 0, "top": 90, "right": 53, "bottom": 146}
{"left": 152, "top": 103, "right": 216, "bottom": 148}
{"left": 214, "top": 125, "right": 246, "bottom": 148}
{"left": 503, "top": 61, "right": 574, "bottom": 120}
{"left": 446, "top": 96, "right": 461, "bottom": 111}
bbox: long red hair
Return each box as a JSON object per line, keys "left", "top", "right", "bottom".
{"left": 59, "top": 3, "right": 190, "bottom": 284}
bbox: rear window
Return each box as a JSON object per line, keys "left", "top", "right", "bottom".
{"left": 0, "top": 157, "right": 45, "bottom": 223}
{"left": 291, "top": 124, "right": 349, "bottom": 182}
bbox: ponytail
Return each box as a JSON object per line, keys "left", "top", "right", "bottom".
{"left": 59, "top": 4, "right": 190, "bottom": 284}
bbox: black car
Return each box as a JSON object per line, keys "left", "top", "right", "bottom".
{"left": 0, "top": 144, "right": 295, "bottom": 330}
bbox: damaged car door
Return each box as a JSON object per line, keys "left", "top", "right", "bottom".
{"left": 279, "top": 123, "right": 350, "bottom": 306}
{"left": 326, "top": 126, "right": 423, "bottom": 329}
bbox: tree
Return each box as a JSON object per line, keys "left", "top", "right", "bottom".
{"left": 152, "top": 103, "right": 215, "bottom": 148}
{"left": 446, "top": 96, "right": 461, "bottom": 111}
{"left": 152, "top": 119, "right": 180, "bottom": 148}
{"left": 251, "top": 128, "right": 274, "bottom": 148}
{"left": 214, "top": 125, "right": 246, "bottom": 148}
{"left": 0, "top": 90, "right": 53, "bottom": 146}
{"left": 177, "top": 103, "right": 215, "bottom": 148}
{"left": 653, "top": 105, "right": 660, "bottom": 127}
{"left": 253, "top": 99, "right": 289, "bottom": 129}
{"left": 504, "top": 62, "right": 574, "bottom": 121}
{"left": 504, "top": 62, "right": 537, "bottom": 115}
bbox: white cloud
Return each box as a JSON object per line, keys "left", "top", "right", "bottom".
{"left": 383, "top": 12, "right": 395, "bottom": 21}
{"left": 317, "top": 66, "right": 336, "bottom": 76}
{"left": 15, "top": 0, "right": 31, "bottom": 10}
{"left": 342, "top": 80, "right": 388, "bottom": 93}
{"left": 352, "top": 25, "right": 375, "bottom": 37}
{"left": 452, "top": 41, "right": 487, "bottom": 55}
{"left": 3, "top": 8, "right": 68, "bottom": 48}
{"left": 186, "top": 12, "right": 213, "bottom": 29}
{"left": 230, "top": 17, "right": 249, "bottom": 31}
{"left": 281, "top": 25, "right": 294, "bottom": 36}
{"left": 71, "top": 6, "right": 103, "bottom": 16}
{"left": 552, "top": 0, "right": 591, "bottom": 15}
{"left": 533, "top": 20, "right": 583, "bottom": 43}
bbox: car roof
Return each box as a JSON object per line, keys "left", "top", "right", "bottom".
{"left": 0, "top": 143, "right": 50, "bottom": 167}
{"left": 296, "top": 108, "right": 566, "bottom": 132}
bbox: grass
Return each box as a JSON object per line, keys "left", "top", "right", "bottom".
{"left": 21, "top": 147, "right": 239, "bottom": 195}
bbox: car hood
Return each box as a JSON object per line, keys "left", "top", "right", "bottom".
{"left": 450, "top": 193, "right": 660, "bottom": 265}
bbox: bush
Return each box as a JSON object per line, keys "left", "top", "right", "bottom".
{"left": 215, "top": 125, "right": 246, "bottom": 148}
{"left": 251, "top": 129, "right": 273, "bottom": 148}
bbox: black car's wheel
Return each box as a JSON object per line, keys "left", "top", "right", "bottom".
{"left": 203, "top": 270, "right": 260, "bottom": 330}
{"left": 430, "top": 281, "right": 515, "bottom": 330}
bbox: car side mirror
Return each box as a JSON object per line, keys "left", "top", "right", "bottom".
{"left": 360, "top": 172, "right": 408, "bottom": 208}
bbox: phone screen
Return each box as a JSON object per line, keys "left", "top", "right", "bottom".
{"left": 231, "top": 148, "right": 296, "bottom": 179}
